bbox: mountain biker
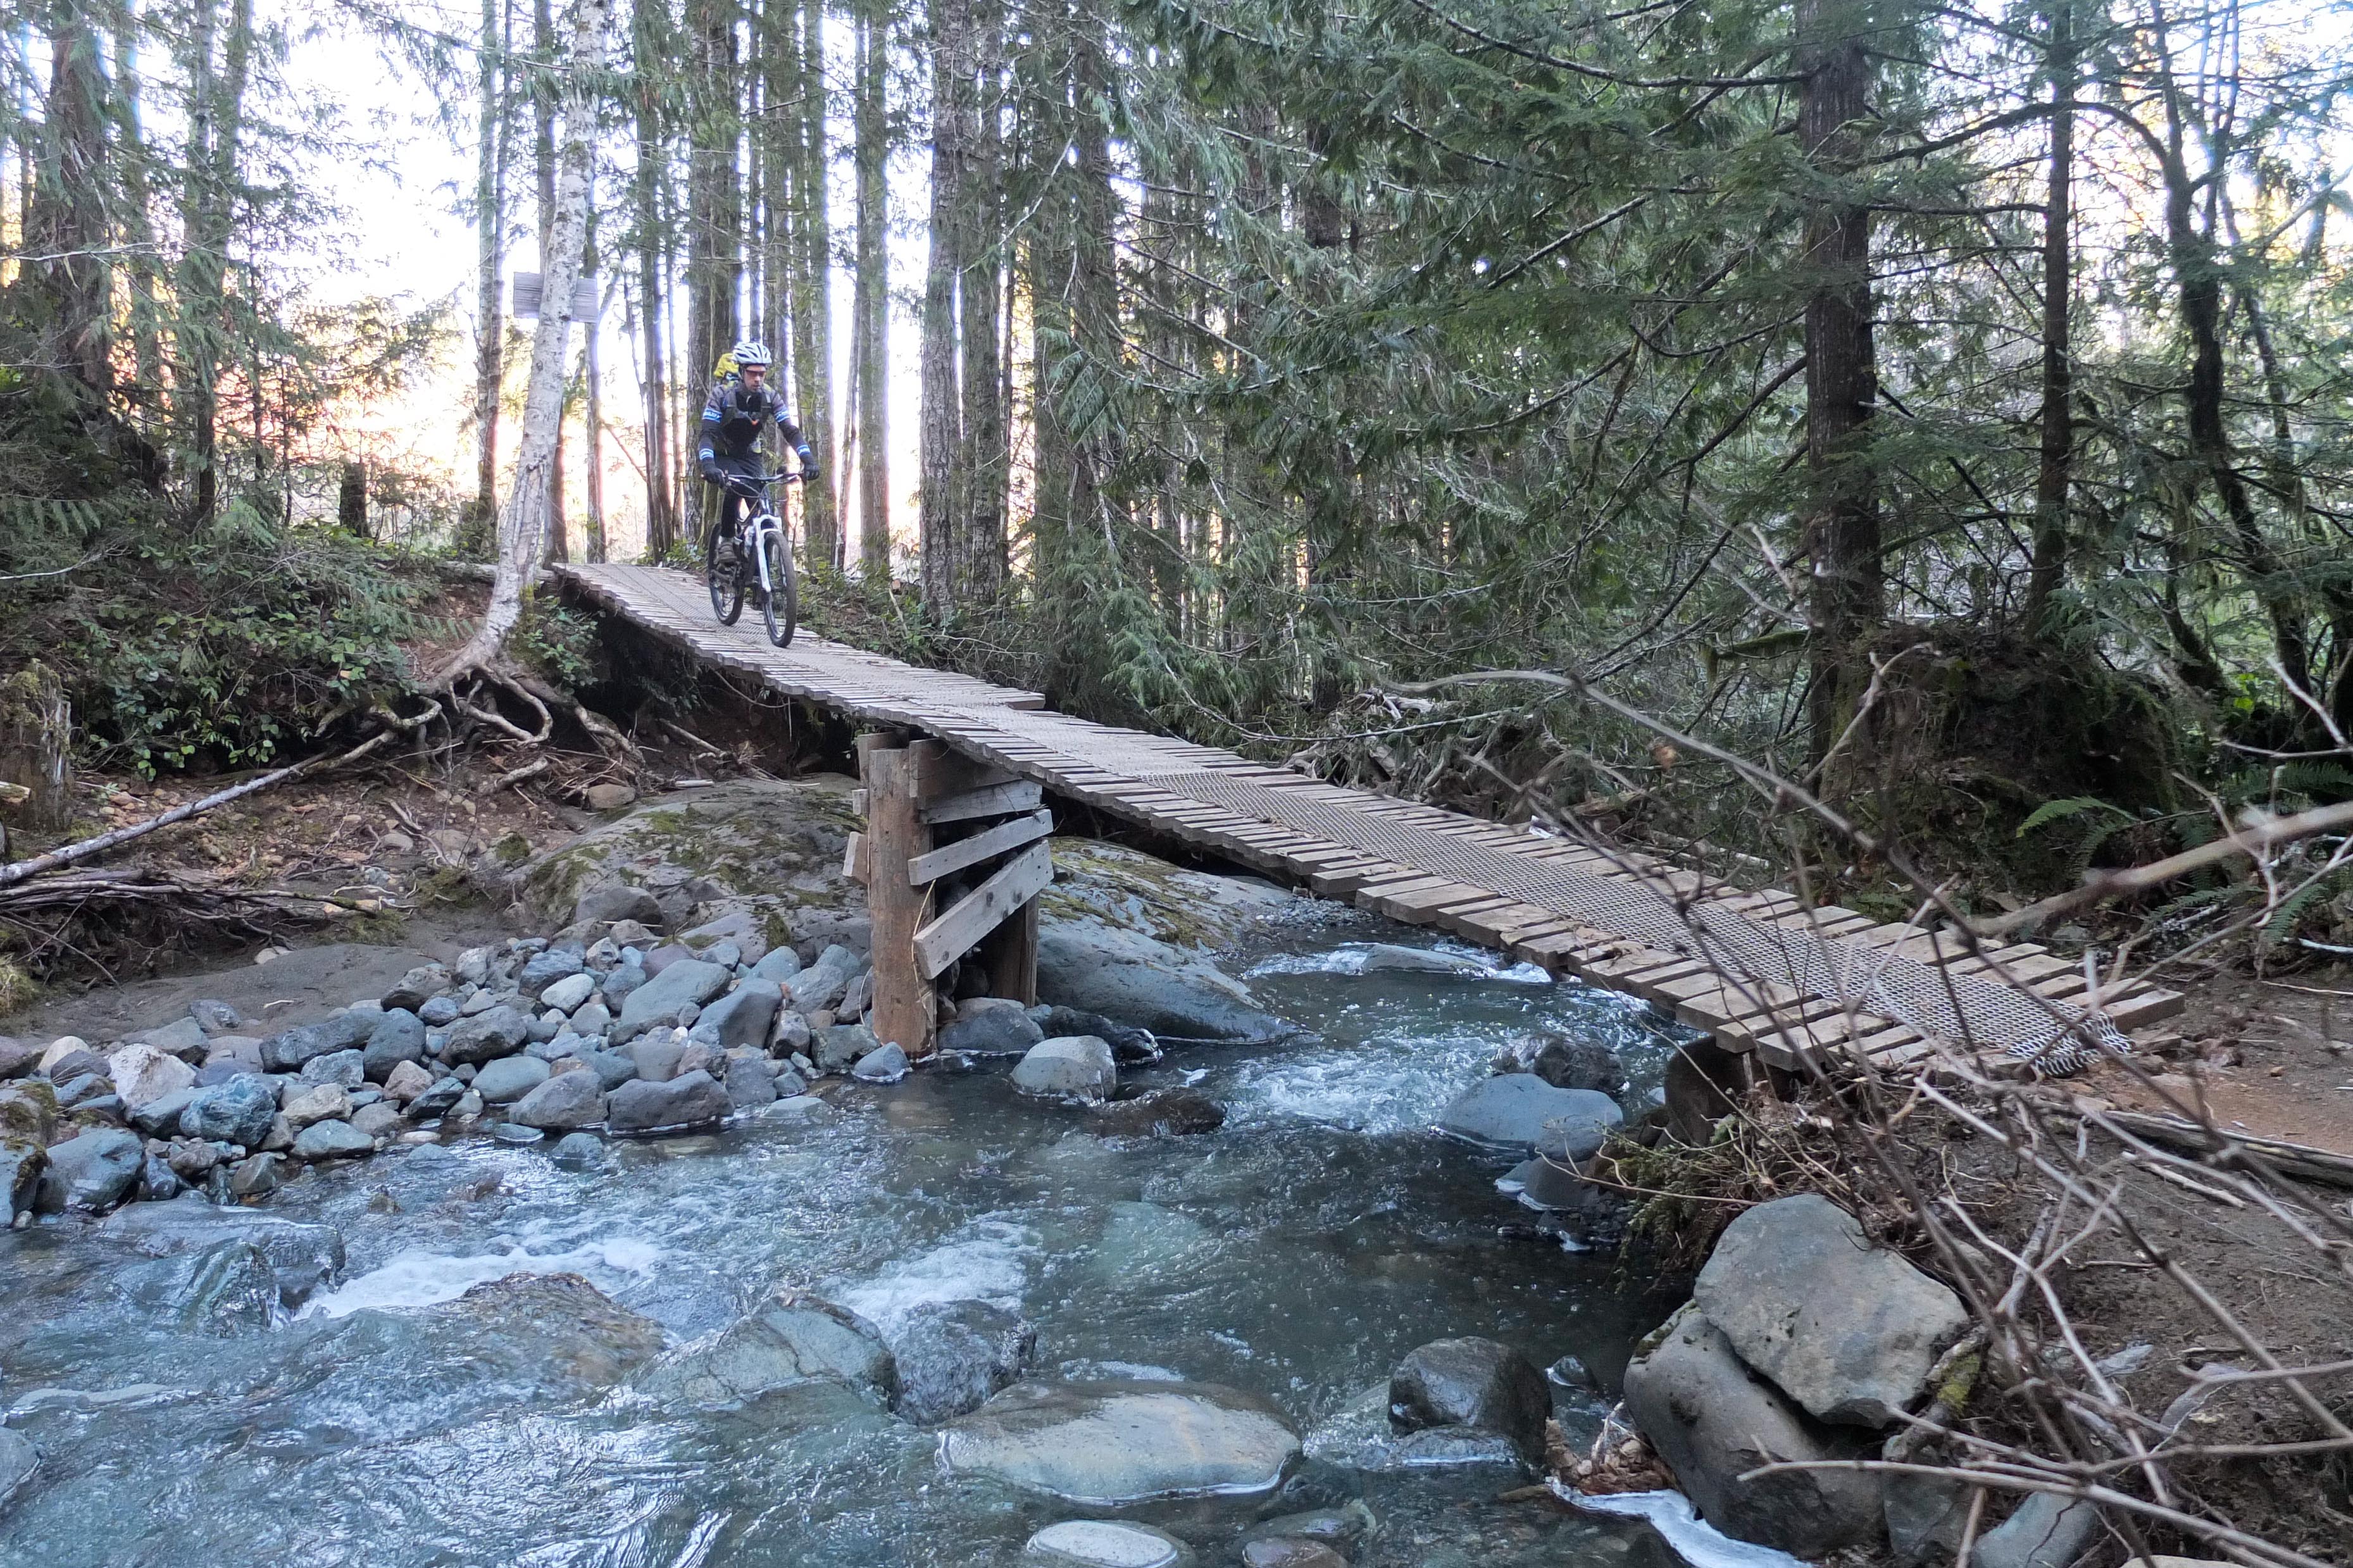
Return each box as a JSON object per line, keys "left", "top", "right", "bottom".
{"left": 697, "top": 340, "right": 818, "bottom": 551}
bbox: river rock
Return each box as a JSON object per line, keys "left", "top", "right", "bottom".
{"left": 1525, "top": 1037, "right": 1626, "bottom": 1093}
{"left": 39, "top": 1128, "right": 142, "bottom": 1211}
{"left": 180, "top": 1076, "right": 278, "bottom": 1149}
{"left": 940, "top": 999, "right": 1046, "bottom": 1057}
{"left": 811, "top": 1023, "right": 875, "bottom": 1072}
{"left": 520, "top": 948, "right": 585, "bottom": 996}
{"left": 1623, "top": 1303, "right": 1882, "bottom": 1555}
{"left": 1359, "top": 942, "right": 1487, "bottom": 975}
{"left": 380, "top": 1059, "right": 435, "bottom": 1104}
{"left": 692, "top": 979, "right": 782, "bottom": 1050}
{"left": 135, "top": 1015, "right": 211, "bottom": 1060}
{"left": 1037, "top": 928, "right": 1287, "bottom": 1043}
{"left": 638, "top": 1288, "right": 898, "bottom": 1410}
{"left": 404, "top": 1075, "right": 468, "bottom": 1120}
{"left": 505, "top": 1066, "right": 601, "bottom": 1130}
{"left": 1971, "top": 1494, "right": 2101, "bottom": 1568}
{"left": 0, "top": 1080, "right": 56, "bottom": 1143}
{"left": 38, "top": 1036, "right": 93, "bottom": 1073}
{"left": 299, "top": 1048, "right": 366, "bottom": 1089}
{"left": 568, "top": 999, "right": 612, "bottom": 1038}
{"left": 1693, "top": 1193, "right": 1969, "bottom": 1428}
{"left": 723, "top": 1054, "right": 779, "bottom": 1107}
{"left": 1033, "top": 1006, "right": 1161, "bottom": 1064}
{"left": 1436, "top": 1074, "right": 1621, "bottom": 1159}
{"left": 108, "top": 1045, "right": 196, "bottom": 1112}
{"left": 380, "top": 964, "right": 449, "bottom": 1012}
{"left": 599, "top": 962, "right": 647, "bottom": 1010}
{"left": 549, "top": 1130, "right": 606, "bottom": 1167}
{"left": 538, "top": 971, "right": 597, "bottom": 1014}
{"left": 615, "top": 959, "right": 734, "bottom": 1043}
{"left": 1240, "top": 1542, "right": 1343, "bottom": 1568}
{"left": 1023, "top": 1521, "right": 1195, "bottom": 1568}
{"left": 1087, "top": 1088, "right": 1225, "bottom": 1138}
{"left": 942, "top": 1379, "right": 1300, "bottom": 1505}
{"left": 1012, "top": 1036, "right": 1116, "bottom": 1104}
{"left": 350, "top": 1101, "right": 402, "bottom": 1140}
{"left": 580, "top": 1048, "right": 639, "bottom": 1092}
{"left": 1389, "top": 1337, "right": 1551, "bottom": 1465}
{"left": 574, "top": 881, "right": 665, "bottom": 928}
{"left": 3, "top": 1139, "right": 47, "bottom": 1220}
{"left": 43, "top": 1047, "right": 108, "bottom": 1084}
{"left": 0, "top": 1426, "right": 38, "bottom": 1513}
{"left": 890, "top": 1299, "right": 1036, "bottom": 1423}
{"left": 852, "top": 1043, "right": 909, "bottom": 1083}
{"left": 631, "top": 1032, "right": 687, "bottom": 1083}
{"left": 418, "top": 995, "right": 461, "bottom": 1027}
{"left": 362, "top": 1009, "right": 427, "bottom": 1081}
{"left": 282, "top": 1083, "right": 352, "bottom": 1129}
{"left": 473, "top": 1055, "right": 551, "bottom": 1105}
{"left": 138, "top": 1152, "right": 183, "bottom": 1201}
{"left": 0, "top": 1037, "right": 37, "bottom": 1079}
{"left": 294, "top": 1119, "right": 375, "bottom": 1160}
{"left": 752, "top": 946, "right": 803, "bottom": 982}
{"left": 608, "top": 1069, "right": 728, "bottom": 1134}
{"left": 129, "top": 1086, "right": 200, "bottom": 1140}
{"left": 442, "top": 1005, "right": 530, "bottom": 1066}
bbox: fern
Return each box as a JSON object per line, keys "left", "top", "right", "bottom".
{"left": 2261, "top": 869, "right": 2352, "bottom": 949}
{"left": 2016, "top": 796, "right": 2129, "bottom": 838}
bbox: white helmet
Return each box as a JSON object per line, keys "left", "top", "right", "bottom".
{"left": 731, "top": 339, "right": 773, "bottom": 369}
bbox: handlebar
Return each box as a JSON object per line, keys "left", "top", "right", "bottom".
{"left": 724, "top": 471, "right": 804, "bottom": 499}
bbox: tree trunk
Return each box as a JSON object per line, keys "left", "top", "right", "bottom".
{"left": 438, "top": 0, "right": 609, "bottom": 684}
{"left": 685, "top": 0, "right": 742, "bottom": 547}
{"left": 0, "top": 664, "right": 74, "bottom": 838}
{"left": 25, "top": 9, "right": 110, "bottom": 395}
{"left": 584, "top": 262, "right": 608, "bottom": 562}
{"left": 175, "top": 0, "right": 250, "bottom": 526}
{"left": 111, "top": 1, "right": 163, "bottom": 394}
{"left": 794, "top": 0, "right": 839, "bottom": 571}
{"left": 1795, "top": 0, "right": 1883, "bottom": 769}
{"left": 958, "top": 0, "right": 1005, "bottom": 596}
{"left": 918, "top": 0, "right": 972, "bottom": 614}
{"left": 632, "top": 0, "right": 675, "bottom": 560}
{"left": 466, "top": 0, "right": 506, "bottom": 556}
{"left": 2023, "top": 0, "right": 2073, "bottom": 636}
{"left": 852, "top": 0, "right": 891, "bottom": 580}
{"left": 532, "top": 0, "right": 568, "bottom": 563}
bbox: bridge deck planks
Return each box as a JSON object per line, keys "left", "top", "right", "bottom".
{"left": 558, "top": 562, "right": 2183, "bottom": 1072}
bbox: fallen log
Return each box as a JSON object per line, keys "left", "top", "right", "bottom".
{"left": 0, "top": 730, "right": 392, "bottom": 890}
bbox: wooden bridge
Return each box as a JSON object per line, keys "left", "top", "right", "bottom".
{"left": 556, "top": 563, "right": 2181, "bottom": 1074}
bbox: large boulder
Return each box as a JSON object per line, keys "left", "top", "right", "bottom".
{"left": 179, "top": 1076, "right": 278, "bottom": 1149}
{"left": 889, "top": 1299, "right": 1036, "bottom": 1424}
{"left": 940, "top": 1000, "right": 1045, "bottom": 1058}
{"left": 691, "top": 979, "right": 782, "bottom": 1050}
{"left": 41, "top": 1128, "right": 144, "bottom": 1212}
{"left": 0, "top": 1079, "right": 59, "bottom": 1144}
{"left": 940, "top": 1379, "right": 1301, "bottom": 1505}
{"left": 512, "top": 1068, "right": 604, "bottom": 1131}
{"left": 615, "top": 959, "right": 734, "bottom": 1042}
{"left": 1436, "top": 1074, "right": 1621, "bottom": 1160}
{"left": 3, "top": 1138, "right": 47, "bottom": 1221}
{"left": 1036, "top": 929, "right": 1287, "bottom": 1043}
{"left": 1623, "top": 1304, "right": 1883, "bottom": 1555}
{"left": 1389, "top": 1337, "right": 1551, "bottom": 1465}
{"left": 472, "top": 1055, "right": 551, "bottom": 1105}
{"left": 573, "top": 880, "right": 666, "bottom": 928}
{"left": 1693, "top": 1193, "right": 1969, "bottom": 1428}
{"left": 1011, "top": 1036, "right": 1117, "bottom": 1104}
{"left": 258, "top": 1009, "right": 375, "bottom": 1073}
{"left": 787, "top": 945, "right": 861, "bottom": 1013}
{"left": 0, "top": 1036, "right": 39, "bottom": 1079}
{"left": 518, "top": 948, "right": 585, "bottom": 996}
{"left": 441, "top": 1005, "right": 531, "bottom": 1066}
{"left": 361, "top": 1010, "right": 427, "bottom": 1080}
{"left": 607, "top": 1069, "right": 729, "bottom": 1134}
{"left": 637, "top": 1288, "right": 898, "bottom": 1410}
{"left": 380, "top": 964, "right": 450, "bottom": 1013}
{"left": 107, "top": 1043, "right": 195, "bottom": 1109}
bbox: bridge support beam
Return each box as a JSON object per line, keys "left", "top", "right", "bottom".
{"left": 854, "top": 735, "right": 1049, "bottom": 1061}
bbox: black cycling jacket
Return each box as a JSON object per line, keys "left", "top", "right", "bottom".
{"left": 699, "top": 379, "right": 812, "bottom": 468}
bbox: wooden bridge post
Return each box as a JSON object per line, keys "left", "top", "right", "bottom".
{"left": 851, "top": 735, "right": 1052, "bottom": 1061}
{"left": 859, "top": 737, "right": 937, "bottom": 1061}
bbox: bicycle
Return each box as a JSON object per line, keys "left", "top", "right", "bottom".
{"left": 704, "top": 470, "right": 801, "bottom": 648}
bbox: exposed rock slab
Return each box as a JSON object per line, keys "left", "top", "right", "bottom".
{"left": 940, "top": 1379, "right": 1300, "bottom": 1505}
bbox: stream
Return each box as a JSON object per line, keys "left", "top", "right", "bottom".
{"left": 1, "top": 912, "right": 1696, "bottom": 1566}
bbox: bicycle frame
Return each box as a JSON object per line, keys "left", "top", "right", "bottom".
{"left": 733, "top": 471, "right": 802, "bottom": 599}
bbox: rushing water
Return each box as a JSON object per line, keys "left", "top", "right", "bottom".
{"left": 0, "top": 914, "right": 1699, "bottom": 1567}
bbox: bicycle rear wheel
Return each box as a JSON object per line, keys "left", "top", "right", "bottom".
{"left": 757, "top": 526, "right": 797, "bottom": 648}
{"left": 705, "top": 522, "right": 745, "bottom": 625}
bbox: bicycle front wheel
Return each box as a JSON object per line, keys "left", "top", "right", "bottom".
{"left": 706, "top": 523, "right": 745, "bottom": 625}
{"left": 758, "top": 528, "right": 797, "bottom": 648}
